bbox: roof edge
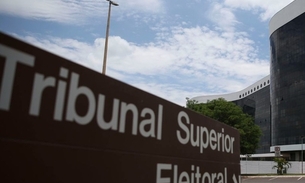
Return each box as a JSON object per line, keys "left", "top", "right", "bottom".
{"left": 269, "top": 0, "right": 305, "bottom": 36}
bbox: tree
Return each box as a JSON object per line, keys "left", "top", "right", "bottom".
{"left": 272, "top": 157, "right": 291, "bottom": 174}
{"left": 186, "top": 98, "right": 261, "bottom": 154}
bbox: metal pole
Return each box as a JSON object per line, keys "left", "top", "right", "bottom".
{"left": 246, "top": 154, "right": 248, "bottom": 174}
{"left": 102, "top": 1, "right": 112, "bottom": 75}
{"left": 301, "top": 136, "right": 304, "bottom": 174}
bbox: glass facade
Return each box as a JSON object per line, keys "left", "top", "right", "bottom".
{"left": 194, "top": 9, "right": 305, "bottom": 155}
{"left": 270, "top": 13, "right": 305, "bottom": 146}
{"left": 234, "top": 86, "right": 271, "bottom": 153}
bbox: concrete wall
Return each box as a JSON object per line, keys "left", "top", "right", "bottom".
{"left": 241, "top": 161, "right": 305, "bottom": 174}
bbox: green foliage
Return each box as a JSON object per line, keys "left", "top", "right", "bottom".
{"left": 186, "top": 98, "right": 261, "bottom": 154}
{"left": 272, "top": 158, "right": 291, "bottom": 174}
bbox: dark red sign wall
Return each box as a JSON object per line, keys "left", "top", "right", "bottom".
{"left": 0, "top": 32, "right": 240, "bottom": 183}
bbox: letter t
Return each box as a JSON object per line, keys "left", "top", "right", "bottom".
{"left": 0, "top": 44, "right": 35, "bottom": 111}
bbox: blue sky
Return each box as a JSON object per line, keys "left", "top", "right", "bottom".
{"left": 0, "top": 0, "right": 294, "bottom": 106}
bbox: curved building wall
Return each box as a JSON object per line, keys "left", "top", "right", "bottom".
{"left": 192, "top": 76, "right": 271, "bottom": 153}
{"left": 192, "top": 76, "right": 270, "bottom": 103}
{"left": 270, "top": 0, "right": 305, "bottom": 146}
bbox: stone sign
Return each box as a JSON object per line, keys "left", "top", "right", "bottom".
{"left": 0, "top": 32, "right": 241, "bottom": 183}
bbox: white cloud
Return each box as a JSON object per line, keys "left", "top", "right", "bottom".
{"left": 14, "top": 22, "right": 269, "bottom": 106}
{"left": 105, "top": 26, "right": 269, "bottom": 85}
{"left": 207, "top": 2, "right": 239, "bottom": 31}
{"left": 223, "top": 0, "right": 294, "bottom": 21}
{"left": 122, "top": 0, "right": 164, "bottom": 14}
{"left": 0, "top": 0, "right": 164, "bottom": 24}
{"left": 130, "top": 82, "right": 204, "bottom": 107}
{"left": 206, "top": 0, "right": 294, "bottom": 31}
{"left": 0, "top": 0, "right": 104, "bottom": 24}
{"left": 1, "top": 0, "right": 296, "bottom": 107}
{"left": 21, "top": 35, "right": 102, "bottom": 69}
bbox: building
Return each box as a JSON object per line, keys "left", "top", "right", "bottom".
{"left": 191, "top": 76, "right": 271, "bottom": 154}
{"left": 269, "top": 0, "right": 305, "bottom": 161}
{"left": 192, "top": 0, "right": 305, "bottom": 160}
